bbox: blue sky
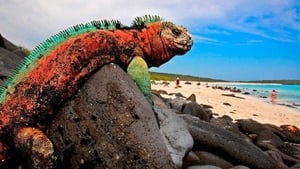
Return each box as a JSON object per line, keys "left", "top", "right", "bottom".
{"left": 0, "top": 0, "right": 299, "bottom": 80}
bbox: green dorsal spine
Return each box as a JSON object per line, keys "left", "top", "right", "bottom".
{"left": 0, "top": 20, "right": 123, "bottom": 102}
{"left": 132, "top": 15, "right": 163, "bottom": 28}
{"left": 0, "top": 15, "right": 163, "bottom": 102}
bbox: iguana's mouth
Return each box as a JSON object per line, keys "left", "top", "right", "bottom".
{"left": 174, "top": 39, "right": 193, "bottom": 50}
{"left": 173, "top": 37, "right": 193, "bottom": 54}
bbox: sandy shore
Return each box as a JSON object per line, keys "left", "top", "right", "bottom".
{"left": 151, "top": 81, "right": 300, "bottom": 128}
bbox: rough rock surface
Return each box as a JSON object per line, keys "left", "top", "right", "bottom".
{"left": 186, "top": 94, "right": 196, "bottom": 102}
{"left": 180, "top": 114, "right": 277, "bottom": 169}
{"left": 166, "top": 97, "right": 188, "bottom": 112}
{"left": 165, "top": 96, "right": 212, "bottom": 122}
{"left": 0, "top": 35, "right": 26, "bottom": 85}
{"left": 154, "top": 106, "right": 194, "bottom": 168}
{"left": 194, "top": 151, "right": 234, "bottom": 168}
{"left": 48, "top": 64, "right": 175, "bottom": 169}
{"left": 182, "top": 102, "right": 211, "bottom": 121}
{"left": 183, "top": 151, "right": 202, "bottom": 168}
{"left": 186, "top": 165, "right": 222, "bottom": 169}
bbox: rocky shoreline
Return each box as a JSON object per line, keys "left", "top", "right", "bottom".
{"left": 45, "top": 63, "right": 300, "bottom": 169}
{"left": 152, "top": 89, "right": 300, "bottom": 169}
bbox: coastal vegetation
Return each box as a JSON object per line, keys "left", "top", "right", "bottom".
{"left": 150, "top": 71, "right": 225, "bottom": 82}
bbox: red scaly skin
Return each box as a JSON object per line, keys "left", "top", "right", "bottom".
{"left": 0, "top": 21, "right": 192, "bottom": 168}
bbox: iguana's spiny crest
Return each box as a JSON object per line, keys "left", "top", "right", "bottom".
{"left": 0, "top": 15, "right": 192, "bottom": 101}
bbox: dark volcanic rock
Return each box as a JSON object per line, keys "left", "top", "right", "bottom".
{"left": 0, "top": 35, "right": 27, "bottom": 85}
{"left": 210, "top": 116, "right": 251, "bottom": 142}
{"left": 293, "top": 103, "right": 300, "bottom": 107}
{"left": 194, "top": 151, "right": 234, "bottom": 168}
{"left": 0, "top": 34, "right": 19, "bottom": 52}
{"left": 222, "top": 94, "right": 245, "bottom": 99}
{"left": 175, "top": 92, "right": 185, "bottom": 98}
{"left": 182, "top": 102, "right": 211, "bottom": 121}
{"left": 161, "top": 81, "right": 170, "bottom": 86}
{"left": 183, "top": 151, "right": 201, "bottom": 168}
{"left": 230, "top": 166, "right": 250, "bottom": 169}
{"left": 256, "top": 128, "right": 284, "bottom": 148}
{"left": 0, "top": 48, "right": 24, "bottom": 76}
{"left": 236, "top": 119, "right": 265, "bottom": 134}
{"left": 0, "top": 35, "right": 27, "bottom": 57}
{"left": 237, "top": 119, "right": 294, "bottom": 146}
{"left": 186, "top": 94, "right": 196, "bottom": 102}
{"left": 237, "top": 120, "right": 300, "bottom": 166}
{"left": 166, "top": 97, "right": 188, "bottom": 112}
{"left": 151, "top": 93, "right": 170, "bottom": 109}
{"left": 49, "top": 64, "right": 175, "bottom": 169}
{"left": 265, "top": 150, "right": 286, "bottom": 168}
{"left": 260, "top": 96, "right": 267, "bottom": 99}
{"left": 201, "top": 104, "right": 213, "bottom": 109}
{"left": 290, "top": 163, "right": 300, "bottom": 169}
{"left": 280, "top": 142, "right": 300, "bottom": 160}
{"left": 279, "top": 125, "right": 300, "bottom": 143}
{"left": 0, "top": 34, "right": 4, "bottom": 47}
{"left": 187, "top": 165, "right": 222, "bottom": 169}
{"left": 0, "top": 47, "right": 25, "bottom": 85}
{"left": 180, "top": 115, "right": 277, "bottom": 169}
{"left": 151, "top": 89, "right": 168, "bottom": 96}
{"left": 223, "top": 102, "right": 231, "bottom": 106}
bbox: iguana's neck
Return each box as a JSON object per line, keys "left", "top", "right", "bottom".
{"left": 137, "top": 22, "right": 173, "bottom": 67}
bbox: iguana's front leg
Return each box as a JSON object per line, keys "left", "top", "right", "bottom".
{"left": 127, "top": 56, "right": 152, "bottom": 104}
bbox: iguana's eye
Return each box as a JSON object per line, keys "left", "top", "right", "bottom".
{"left": 172, "top": 29, "right": 181, "bottom": 36}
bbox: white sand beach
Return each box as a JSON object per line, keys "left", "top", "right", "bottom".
{"left": 151, "top": 81, "right": 300, "bottom": 128}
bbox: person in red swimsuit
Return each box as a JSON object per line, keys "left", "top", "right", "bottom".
{"left": 271, "top": 89, "right": 277, "bottom": 105}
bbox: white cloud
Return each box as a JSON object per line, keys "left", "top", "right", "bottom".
{"left": 0, "top": 0, "right": 298, "bottom": 48}
{"left": 192, "top": 34, "right": 224, "bottom": 45}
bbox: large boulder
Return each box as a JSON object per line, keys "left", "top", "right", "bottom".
{"left": 49, "top": 63, "right": 175, "bottom": 169}
{"left": 0, "top": 48, "right": 24, "bottom": 78}
{"left": 0, "top": 34, "right": 27, "bottom": 57}
{"left": 154, "top": 106, "right": 194, "bottom": 168}
{"left": 180, "top": 114, "right": 277, "bottom": 169}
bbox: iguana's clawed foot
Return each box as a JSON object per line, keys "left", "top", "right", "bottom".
{"left": 14, "top": 127, "right": 55, "bottom": 169}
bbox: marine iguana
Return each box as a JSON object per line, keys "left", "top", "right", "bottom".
{"left": 0, "top": 15, "right": 193, "bottom": 168}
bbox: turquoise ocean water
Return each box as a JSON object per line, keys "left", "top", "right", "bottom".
{"left": 226, "top": 84, "right": 300, "bottom": 109}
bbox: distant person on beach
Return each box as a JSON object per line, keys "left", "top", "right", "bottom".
{"left": 175, "top": 77, "right": 181, "bottom": 88}
{"left": 271, "top": 89, "right": 277, "bottom": 105}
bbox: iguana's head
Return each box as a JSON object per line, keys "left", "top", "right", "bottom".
{"left": 160, "top": 21, "right": 193, "bottom": 56}
{"left": 132, "top": 15, "right": 193, "bottom": 67}
{"left": 145, "top": 21, "right": 193, "bottom": 67}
